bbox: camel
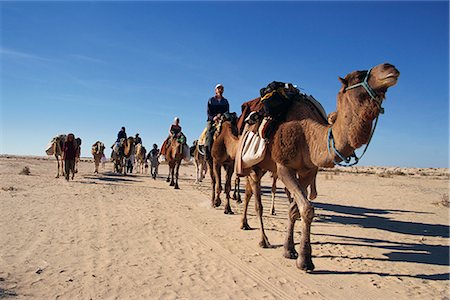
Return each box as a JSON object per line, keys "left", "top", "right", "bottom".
{"left": 166, "top": 133, "right": 188, "bottom": 189}
{"left": 135, "top": 143, "right": 147, "bottom": 174}
{"left": 112, "top": 137, "right": 135, "bottom": 175}
{"left": 239, "top": 63, "right": 399, "bottom": 271}
{"left": 193, "top": 140, "right": 208, "bottom": 183}
{"left": 47, "top": 134, "right": 67, "bottom": 178}
{"left": 207, "top": 113, "right": 241, "bottom": 214}
{"left": 91, "top": 141, "right": 105, "bottom": 173}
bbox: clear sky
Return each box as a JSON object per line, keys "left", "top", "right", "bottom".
{"left": 1, "top": 1, "right": 448, "bottom": 168}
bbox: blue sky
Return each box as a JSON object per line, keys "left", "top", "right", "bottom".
{"left": 1, "top": 1, "right": 448, "bottom": 168}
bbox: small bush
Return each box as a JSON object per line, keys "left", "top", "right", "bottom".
{"left": 19, "top": 166, "right": 31, "bottom": 175}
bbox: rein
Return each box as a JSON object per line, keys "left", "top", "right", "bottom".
{"left": 327, "top": 68, "right": 384, "bottom": 167}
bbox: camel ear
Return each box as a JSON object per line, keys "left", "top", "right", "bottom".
{"left": 339, "top": 77, "right": 347, "bottom": 93}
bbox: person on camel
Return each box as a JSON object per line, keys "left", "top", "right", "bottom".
{"left": 161, "top": 117, "right": 182, "bottom": 156}
{"left": 111, "top": 126, "right": 127, "bottom": 157}
{"left": 135, "top": 133, "right": 142, "bottom": 145}
{"left": 205, "top": 83, "right": 229, "bottom": 160}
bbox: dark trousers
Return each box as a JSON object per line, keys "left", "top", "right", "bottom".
{"left": 65, "top": 159, "right": 75, "bottom": 180}
{"left": 205, "top": 121, "right": 215, "bottom": 157}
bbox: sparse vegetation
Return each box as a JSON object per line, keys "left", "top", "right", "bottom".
{"left": 1, "top": 186, "right": 16, "bottom": 191}
{"left": 19, "top": 166, "right": 31, "bottom": 175}
{"left": 433, "top": 193, "right": 449, "bottom": 208}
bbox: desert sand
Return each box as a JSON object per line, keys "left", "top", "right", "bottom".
{"left": 0, "top": 156, "right": 448, "bottom": 299}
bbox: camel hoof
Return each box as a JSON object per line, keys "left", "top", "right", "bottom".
{"left": 283, "top": 249, "right": 298, "bottom": 259}
{"left": 259, "top": 239, "right": 271, "bottom": 248}
{"left": 271, "top": 210, "right": 276, "bottom": 216}
{"left": 214, "top": 199, "right": 221, "bottom": 208}
{"left": 174, "top": 185, "right": 180, "bottom": 190}
{"left": 309, "top": 194, "right": 317, "bottom": 200}
{"left": 296, "top": 258, "right": 315, "bottom": 272}
{"left": 240, "top": 223, "right": 251, "bottom": 230}
{"left": 166, "top": 178, "right": 170, "bottom": 182}
{"left": 224, "top": 208, "right": 234, "bottom": 215}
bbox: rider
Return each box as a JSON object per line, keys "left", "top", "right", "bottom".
{"left": 135, "top": 133, "right": 142, "bottom": 145}
{"left": 161, "top": 117, "right": 182, "bottom": 156}
{"left": 117, "top": 126, "right": 127, "bottom": 142}
{"left": 111, "top": 126, "right": 127, "bottom": 157}
{"left": 205, "top": 83, "right": 230, "bottom": 160}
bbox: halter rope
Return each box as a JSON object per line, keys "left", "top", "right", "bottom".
{"left": 327, "top": 68, "right": 384, "bottom": 167}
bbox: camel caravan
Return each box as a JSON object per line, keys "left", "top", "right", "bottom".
{"left": 45, "top": 63, "right": 399, "bottom": 271}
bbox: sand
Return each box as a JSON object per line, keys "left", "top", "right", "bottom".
{"left": 0, "top": 156, "right": 448, "bottom": 299}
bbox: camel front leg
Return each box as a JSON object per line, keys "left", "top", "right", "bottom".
{"left": 213, "top": 161, "right": 222, "bottom": 208}
{"left": 283, "top": 201, "right": 300, "bottom": 259}
{"left": 249, "top": 168, "right": 270, "bottom": 248}
{"left": 174, "top": 160, "right": 180, "bottom": 189}
{"left": 208, "top": 159, "right": 217, "bottom": 207}
{"left": 277, "top": 164, "right": 315, "bottom": 272}
{"left": 223, "top": 163, "right": 234, "bottom": 214}
{"left": 169, "top": 162, "right": 175, "bottom": 186}
{"left": 240, "top": 178, "right": 253, "bottom": 230}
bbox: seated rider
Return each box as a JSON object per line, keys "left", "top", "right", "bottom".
{"left": 135, "top": 133, "right": 142, "bottom": 145}
{"left": 161, "top": 117, "right": 182, "bottom": 155}
{"left": 111, "top": 126, "right": 127, "bottom": 157}
{"left": 117, "top": 126, "right": 127, "bottom": 142}
{"left": 205, "top": 83, "right": 229, "bottom": 159}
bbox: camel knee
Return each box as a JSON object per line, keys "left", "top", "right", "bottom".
{"left": 300, "top": 204, "right": 314, "bottom": 221}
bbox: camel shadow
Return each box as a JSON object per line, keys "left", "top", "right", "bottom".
{"left": 310, "top": 270, "right": 449, "bottom": 281}
{"left": 83, "top": 174, "right": 143, "bottom": 183}
{"left": 314, "top": 202, "right": 448, "bottom": 238}
{"left": 314, "top": 232, "right": 449, "bottom": 267}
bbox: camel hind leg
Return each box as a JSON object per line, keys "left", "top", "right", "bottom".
{"left": 249, "top": 168, "right": 270, "bottom": 248}
{"left": 232, "top": 176, "right": 242, "bottom": 203}
{"left": 270, "top": 173, "right": 277, "bottom": 215}
{"left": 240, "top": 178, "right": 253, "bottom": 230}
{"left": 223, "top": 163, "right": 234, "bottom": 214}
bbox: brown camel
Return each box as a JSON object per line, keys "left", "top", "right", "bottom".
{"left": 48, "top": 134, "right": 66, "bottom": 178}
{"left": 208, "top": 114, "right": 240, "bottom": 214}
{"left": 112, "top": 137, "right": 135, "bottom": 175}
{"left": 166, "top": 133, "right": 187, "bottom": 189}
{"left": 91, "top": 141, "right": 105, "bottom": 173}
{"left": 240, "top": 63, "right": 399, "bottom": 271}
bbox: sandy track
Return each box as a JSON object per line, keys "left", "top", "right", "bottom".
{"left": 0, "top": 157, "right": 448, "bottom": 299}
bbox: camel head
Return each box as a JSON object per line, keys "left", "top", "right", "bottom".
{"left": 338, "top": 63, "right": 399, "bottom": 105}
{"left": 336, "top": 63, "right": 400, "bottom": 149}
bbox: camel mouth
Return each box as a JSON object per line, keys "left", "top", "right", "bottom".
{"left": 380, "top": 71, "right": 399, "bottom": 86}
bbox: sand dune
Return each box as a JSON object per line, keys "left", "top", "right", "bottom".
{"left": 0, "top": 156, "right": 448, "bottom": 299}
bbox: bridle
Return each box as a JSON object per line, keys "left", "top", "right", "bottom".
{"left": 327, "top": 68, "right": 385, "bottom": 167}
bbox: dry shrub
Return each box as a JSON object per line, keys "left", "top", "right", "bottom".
{"left": 19, "top": 166, "right": 30, "bottom": 175}
{"left": 433, "top": 193, "right": 449, "bottom": 208}
{"left": 1, "top": 186, "right": 16, "bottom": 191}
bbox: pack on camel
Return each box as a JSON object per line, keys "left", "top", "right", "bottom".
{"left": 111, "top": 137, "right": 135, "bottom": 175}
{"left": 166, "top": 133, "right": 189, "bottom": 189}
{"left": 91, "top": 141, "right": 105, "bottom": 173}
{"left": 209, "top": 110, "right": 311, "bottom": 216}
{"left": 192, "top": 140, "right": 208, "bottom": 183}
{"left": 46, "top": 134, "right": 67, "bottom": 178}
{"left": 237, "top": 63, "right": 399, "bottom": 272}
{"left": 134, "top": 143, "right": 147, "bottom": 174}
